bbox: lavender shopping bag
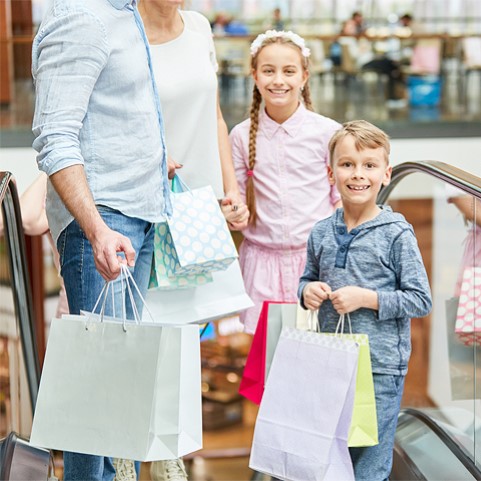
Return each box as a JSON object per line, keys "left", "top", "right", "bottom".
{"left": 249, "top": 327, "right": 359, "bottom": 481}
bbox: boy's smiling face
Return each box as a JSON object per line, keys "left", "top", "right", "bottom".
{"left": 328, "top": 134, "right": 392, "bottom": 208}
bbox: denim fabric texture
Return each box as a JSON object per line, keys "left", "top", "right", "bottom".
{"left": 349, "top": 374, "right": 405, "bottom": 481}
{"left": 57, "top": 206, "right": 154, "bottom": 481}
{"left": 57, "top": 206, "right": 154, "bottom": 318}
{"left": 32, "top": 0, "right": 172, "bottom": 244}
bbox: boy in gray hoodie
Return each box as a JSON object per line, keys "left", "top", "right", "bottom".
{"left": 298, "top": 120, "right": 432, "bottom": 481}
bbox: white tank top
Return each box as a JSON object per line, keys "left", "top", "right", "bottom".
{"left": 149, "top": 10, "right": 223, "bottom": 198}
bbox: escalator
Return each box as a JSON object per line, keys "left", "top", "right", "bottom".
{"left": 380, "top": 161, "right": 481, "bottom": 480}
{"left": 0, "top": 172, "right": 50, "bottom": 480}
{"left": 2, "top": 163, "right": 481, "bottom": 480}
{"left": 392, "top": 408, "right": 481, "bottom": 480}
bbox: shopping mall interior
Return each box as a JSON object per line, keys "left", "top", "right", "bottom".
{"left": 1, "top": 0, "right": 481, "bottom": 480}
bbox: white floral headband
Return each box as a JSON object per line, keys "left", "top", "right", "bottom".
{"left": 250, "top": 30, "right": 311, "bottom": 58}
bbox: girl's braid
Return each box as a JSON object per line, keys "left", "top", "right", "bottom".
{"left": 246, "top": 85, "right": 262, "bottom": 226}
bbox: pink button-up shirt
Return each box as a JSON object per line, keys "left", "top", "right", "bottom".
{"left": 230, "top": 104, "right": 341, "bottom": 250}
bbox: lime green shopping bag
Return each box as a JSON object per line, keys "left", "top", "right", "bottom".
{"left": 345, "top": 331, "right": 378, "bottom": 447}
{"left": 305, "top": 312, "right": 378, "bottom": 447}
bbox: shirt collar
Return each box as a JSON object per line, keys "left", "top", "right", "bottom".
{"left": 108, "top": 0, "right": 133, "bottom": 10}
{"left": 259, "top": 102, "right": 307, "bottom": 140}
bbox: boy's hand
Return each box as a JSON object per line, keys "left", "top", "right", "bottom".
{"left": 330, "top": 286, "right": 378, "bottom": 314}
{"left": 303, "top": 282, "right": 332, "bottom": 310}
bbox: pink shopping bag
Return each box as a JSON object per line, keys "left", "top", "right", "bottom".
{"left": 239, "top": 301, "right": 295, "bottom": 404}
{"left": 455, "top": 267, "right": 481, "bottom": 346}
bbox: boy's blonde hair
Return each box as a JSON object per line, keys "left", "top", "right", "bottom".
{"left": 247, "top": 32, "right": 313, "bottom": 226}
{"left": 329, "top": 120, "right": 391, "bottom": 164}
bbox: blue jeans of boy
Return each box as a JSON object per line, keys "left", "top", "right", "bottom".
{"left": 57, "top": 206, "right": 154, "bottom": 481}
{"left": 349, "top": 373, "right": 405, "bottom": 481}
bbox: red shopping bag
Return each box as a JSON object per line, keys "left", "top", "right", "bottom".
{"left": 239, "top": 301, "right": 296, "bottom": 404}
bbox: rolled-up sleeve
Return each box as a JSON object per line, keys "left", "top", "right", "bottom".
{"left": 377, "top": 229, "right": 432, "bottom": 320}
{"left": 32, "top": 11, "right": 109, "bottom": 175}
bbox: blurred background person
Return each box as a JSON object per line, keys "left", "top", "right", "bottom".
{"left": 341, "top": 11, "right": 366, "bottom": 36}
{"left": 270, "top": 7, "right": 285, "bottom": 30}
{"left": 211, "top": 11, "right": 231, "bottom": 36}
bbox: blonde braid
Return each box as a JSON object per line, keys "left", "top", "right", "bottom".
{"left": 246, "top": 85, "right": 262, "bottom": 226}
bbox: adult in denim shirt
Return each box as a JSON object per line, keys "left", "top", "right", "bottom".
{"left": 32, "top": 0, "right": 171, "bottom": 479}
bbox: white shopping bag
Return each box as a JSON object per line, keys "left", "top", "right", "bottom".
{"left": 30, "top": 270, "right": 202, "bottom": 461}
{"left": 265, "top": 303, "right": 298, "bottom": 380}
{"left": 145, "top": 260, "right": 253, "bottom": 324}
{"left": 250, "top": 326, "right": 359, "bottom": 481}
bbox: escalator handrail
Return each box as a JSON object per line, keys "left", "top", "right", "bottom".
{"left": 0, "top": 171, "right": 40, "bottom": 409}
{"left": 379, "top": 160, "right": 481, "bottom": 204}
{"left": 399, "top": 408, "right": 481, "bottom": 480}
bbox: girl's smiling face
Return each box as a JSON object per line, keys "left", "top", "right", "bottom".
{"left": 252, "top": 43, "right": 308, "bottom": 123}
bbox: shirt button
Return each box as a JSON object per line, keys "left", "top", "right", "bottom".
{"left": 340, "top": 246, "right": 346, "bottom": 253}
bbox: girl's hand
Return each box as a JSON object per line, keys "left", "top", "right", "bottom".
{"left": 220, "top": 195, "right": 249, "bottom": 230}
{"left": 330, "top": 286, "right": 378, "bottom": 314}
{"left": 302, "top": 282, "right": 331, "bottom": 310}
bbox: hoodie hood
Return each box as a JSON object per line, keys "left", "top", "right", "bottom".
{"left": 334, "top": 205, "right": 409, "bottom": 234}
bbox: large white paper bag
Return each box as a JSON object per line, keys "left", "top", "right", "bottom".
{"left": 30, "top": 316, "right": 202, "bottom": 461}
{"left": 250, "top": 327, "right": 358, "bottom": 481}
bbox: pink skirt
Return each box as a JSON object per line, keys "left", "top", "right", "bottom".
{"left": 239, "top": 239, "right": 307, "bottom": 334}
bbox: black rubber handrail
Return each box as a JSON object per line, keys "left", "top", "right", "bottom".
{"left": 379, "top": 160, "right": 481, "bottom": 204}
{"left": 392, "top": 439, "right": 427, "bottom": 481}
{"left": 0, "top": 171, "right": 40, "bottom": 409}
{"left": 399, "top": 408, "right": 481, "bottom": 480}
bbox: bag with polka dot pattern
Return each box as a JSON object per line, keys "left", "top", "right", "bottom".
{"left": 454, "top": 267, "right": 481, "bottom": 346}
{"left": 149, "top": 176, "right": 237, "bottom": 289}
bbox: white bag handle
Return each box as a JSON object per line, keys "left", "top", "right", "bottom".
{"left": 335, "top": 313, "right": 353, "bottom": 336}
{"left": 306, "top": 309, "right": 320, "bottom": 332}
{"left": 304, "top": 311, "right": 352, "bottom": 336}
{"left": 87, "top": 265, "right": 155, "bottom": 331}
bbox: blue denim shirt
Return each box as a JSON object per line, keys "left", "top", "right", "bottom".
{"left": 32, "top": 0, "right": 172, "bottom": 242}
{"left": 298, "top": 206, "right": 432, "bottom": 375}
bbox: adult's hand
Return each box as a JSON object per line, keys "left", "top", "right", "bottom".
{"left": 167, "top": 156, "right": 183, "bottom": 179}
{"left": 89, "top": 223, "right": 136, "bottom": 281}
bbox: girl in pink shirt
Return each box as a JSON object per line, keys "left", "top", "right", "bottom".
{"left": 230, "top": 30, "right": 342, "bottom": 333}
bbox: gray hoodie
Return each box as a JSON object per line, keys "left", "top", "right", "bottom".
{"left": 298, "top": 206, "right": 432, "bottom": 375}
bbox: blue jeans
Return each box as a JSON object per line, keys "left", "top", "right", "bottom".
{"left": 349, "top": 373, "right": 405, "bottom": 481}
{"left": 57, "top": 206, "right": 154, "bottom": 481}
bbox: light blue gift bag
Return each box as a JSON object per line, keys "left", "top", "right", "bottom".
{"left": 150, "top": 176, "right": 214, "bottom": 289}
{"left": 156, "top": 176, "right": 238, "bottom": 278}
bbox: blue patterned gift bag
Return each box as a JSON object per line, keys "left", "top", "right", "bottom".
{"left": 159, "top": 178, "right": 238, "bottom": 277}
{"left": 149, "top": 226, "right": 213, "bottom": 290}
{"left": 149, "top": 176, "right": 215, "bottom": 290}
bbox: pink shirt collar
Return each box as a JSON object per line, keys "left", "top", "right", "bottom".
{"left": 259, "top": 102, "right": 307, "bottom": 140}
